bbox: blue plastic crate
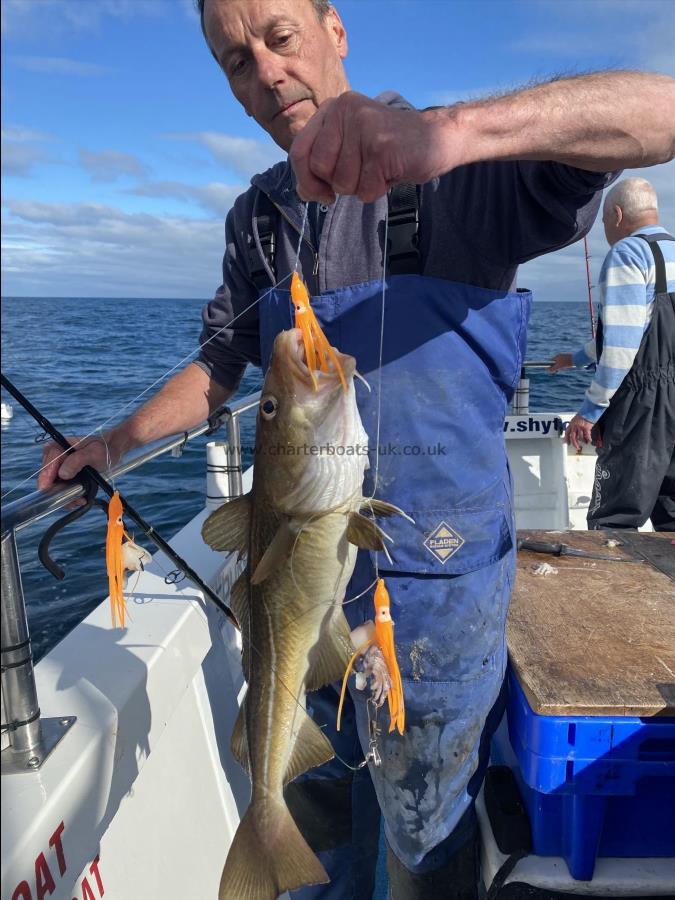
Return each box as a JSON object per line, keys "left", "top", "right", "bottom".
{"left": 504, "top": 669, "right": 675, "bottom": 881}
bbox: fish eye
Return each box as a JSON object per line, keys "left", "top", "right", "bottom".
{"left": 260, "top": 396, "right": 278, "bottom": 419}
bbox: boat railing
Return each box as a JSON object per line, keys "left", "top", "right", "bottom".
{"left": 0, "top": 390, "right": 261, "bottom": 775}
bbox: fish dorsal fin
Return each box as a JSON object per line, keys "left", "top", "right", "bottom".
{"left": 284, "top": 712, "right": 334, "bottom": 785}
{"left": 201, "top": 494, "right": 251, "bottom": 555}
{"left": 305, "top": 611, "right": 353, "bottom": 693}
{"left": 346, "top": 512, "right": 393, "bottom": 554}
{"left": 250, "top": 519, "right": 297, "bottom": 585}
{"left": 359, "top": 498, "right": 415, "bottom": 523}
{"left": 230, "top": 694, "right": 250, "bottom": 778}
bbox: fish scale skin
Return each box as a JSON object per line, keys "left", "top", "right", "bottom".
{"left": 244, "top": 499, "right": 359, "bottom": 801}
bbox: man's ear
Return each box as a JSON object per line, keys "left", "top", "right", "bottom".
{"left": 326, "top": 7, "right": 348, "bottom": 59}
{"left": 614, "top": 204, "right": 623, "bottom": 227}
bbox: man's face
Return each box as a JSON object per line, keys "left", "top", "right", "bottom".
{"left": 203, "top": 0, "right": 349, "bottom": 151}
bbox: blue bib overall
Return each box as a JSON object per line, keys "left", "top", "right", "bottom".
{"left": 259, "top": 273, "right": 531, "bottom": 894}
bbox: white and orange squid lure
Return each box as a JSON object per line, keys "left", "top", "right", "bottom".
{"left": 105, "top": 490, "right": 151, "bottom": 628}
{"left": 291, "top": 272, "right": 347, "bottom": 392}
{"left": 337, "top": 578, "right": 406, "bottom": 736}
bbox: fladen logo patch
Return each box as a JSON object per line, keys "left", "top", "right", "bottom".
{"left": 424, "top": 521, "right": 464, "bottom": 564}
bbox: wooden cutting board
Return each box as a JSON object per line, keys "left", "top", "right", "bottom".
{"left": 508, "top": 530, "right": 675, "bottom": 716}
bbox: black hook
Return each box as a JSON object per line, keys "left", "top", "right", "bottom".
{"left": 37, "top": 473, "right": 104, "bottom": 580}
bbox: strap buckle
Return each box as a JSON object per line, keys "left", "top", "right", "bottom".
{"left": 249, "top": 227, "right": 276, "bottom": 290}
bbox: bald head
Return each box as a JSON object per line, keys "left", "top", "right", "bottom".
{"left": 602, "top": 177, "right": 659, "bottom": 245}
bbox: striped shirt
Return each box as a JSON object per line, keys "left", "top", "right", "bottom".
{"left": 572, "top": 225, "right": 675, "bottom": 423}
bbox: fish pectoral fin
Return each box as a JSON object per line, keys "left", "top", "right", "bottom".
{"left": 250, "top": 520, "right": 297, "bottom": 585}
{"left": 230, "top": 696, "right": 251, "bottom": 778}
{"left": 305, "top": 612, "right": 353, "bottom": 692}
{"left": 284, "top": 713, "right": 335, "bottom": 784}
{"left": 346, "top": 512, "right": 393, "bottom": 551}
{"left": 201, "top": 493, "right": 251, "bottom": 555}
{"left": 359, "top": 498, "right": 415, "bottom": 524}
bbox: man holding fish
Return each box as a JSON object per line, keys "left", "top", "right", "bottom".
{"left": 40, "top": 1, "right": 675, "bottom": 897}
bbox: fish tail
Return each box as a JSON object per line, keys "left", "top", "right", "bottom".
{"left": 219, "top": 800, "right": 329, "bottom": 900}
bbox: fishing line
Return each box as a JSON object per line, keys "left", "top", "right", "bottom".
{"left": 293, "top": 201, "right": 310, "bottom": 273}
{"left": 288, "top": 201, "right": 310, "bottom": 327}
{"left": 366, "top": 202, "right": 390, "bottom": 582}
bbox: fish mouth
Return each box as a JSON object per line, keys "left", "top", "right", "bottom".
{"left": 280, "top": 329, "right": 355, "bottom": 389}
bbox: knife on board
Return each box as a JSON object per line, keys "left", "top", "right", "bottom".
{"left": 515, "top": 538, "right": 642, "bottom": 563}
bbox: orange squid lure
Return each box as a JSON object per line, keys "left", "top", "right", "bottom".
{"left": 105, "top": 490, "right": 127, "bottom": 628}
{"left": 291, "top": 272, "right": 347, "bottom": 393}
{"left": 337, "top": 578, "right": 406, "bottom": 736}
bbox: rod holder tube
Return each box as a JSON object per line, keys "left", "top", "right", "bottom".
{"left": 511, "top": 372, "right": 530, "bottom": 415}
{"left": 1, "top": 530, "right": 42, "bottom": 753}
{"left": 205, "top": 440, "right": 231, "bottom": 510}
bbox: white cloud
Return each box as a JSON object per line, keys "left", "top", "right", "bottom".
{"left": 10, "top": 55, "right": 113, "bottom": 76}
{"left": 1, "top": 0, "right": 164, "bottom": 37}
{"left": 1, "top": 125, "right": 56, "bottom": 176}
{"left": 1, "top": 124, "right": 54, "bottom": 143}
{"left": 165, "top": 132, "right": 284, "bottom": 179}
{"left": 1, "top": 199, "right": 225, "bottom": 298}
{"left": 79, "top": 149, "right": 150, "bottom": 183}
{"left": 127, "top": 180, "right": 245, "bottom": 215}
{"left": 1, "top": 143, "right": 50, "bottom": 177}
{"left": 508, "top": 0, "right": 675, "bottom": 76}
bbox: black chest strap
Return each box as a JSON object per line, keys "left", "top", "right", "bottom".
{"left": 248, "top": 191, "right": 278, "bottom": 290}
{"left": 248, "top": 183, "right": 421, "bottom": 289}
{"left": 635, "top": 232, "right": 674, "bottom": 296}
{"left": 596, "top": 231, "right": 674, "bottom": 359}
{"left": 386, "top": 183, "right": 421, "bottom": 275}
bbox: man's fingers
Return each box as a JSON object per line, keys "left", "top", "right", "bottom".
{"left": 37, "top": 436, "right": 110, "bottom": 492}
{"left": 38, "top": 439, "right": 78, "bottom": 491}
{"left": 330, "top": 131, "right": 362, "bottom": 197}
{"left": 566, "top": 426, "right": 580, "bottom": 451}
{"left": 58, "top": 438, "right": 109, "bottom": 480}
{"left": 291, "top": 103, "right": 338, "bottom": 203}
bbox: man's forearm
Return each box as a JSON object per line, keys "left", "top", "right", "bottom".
{"left": 109, "top": 362, "right": 231, "bottom": 457}
{"left": 432, "top": 71, "right": 675, "bottom": 172}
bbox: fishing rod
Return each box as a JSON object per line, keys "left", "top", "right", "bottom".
{"left": 583, "top": 236, "right": 596, "bottom": 338}
{"left": 0, "top": 373, "right": 239, "bottom": 629}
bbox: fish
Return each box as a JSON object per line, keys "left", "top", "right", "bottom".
{"left": 201, "top": 327, "right": 408, "bottom": 900}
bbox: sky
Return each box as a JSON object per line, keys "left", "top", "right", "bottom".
{"left": 1, "top": 0, "right": 674, "bottom": 301}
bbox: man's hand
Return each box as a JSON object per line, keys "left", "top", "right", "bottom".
{"left": 565, "top": 414, "right": 597, "bottom": 451}
{"left": 38, "top": 433, "right": 123, "bottom": 496}
{"left": 289, "top": 92, "right": 462, "bottom": 204}
{"left": 549, "top": 353, "right": 574, "bottom": 373}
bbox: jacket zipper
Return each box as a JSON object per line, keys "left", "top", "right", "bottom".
{"left": 268, "top": 198, "right": 320, "bottom": 293}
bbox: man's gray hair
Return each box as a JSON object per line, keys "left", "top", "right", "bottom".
{"left": 604, "top": 177, "right": 658, "bottom": 220}
{"left": 196, "top": 0, "right": 332, "bottom": 23}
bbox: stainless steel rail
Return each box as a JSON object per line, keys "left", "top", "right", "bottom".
{"left": 1, "top": 390, "right": 260, "bottom": 773}
{"left": 1, "top": 391, "right": 261, "bottom": 534}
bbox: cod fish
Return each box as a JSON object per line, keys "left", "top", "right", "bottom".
{"left": 202, "top": 328, "right": 406, "bottom": 900}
